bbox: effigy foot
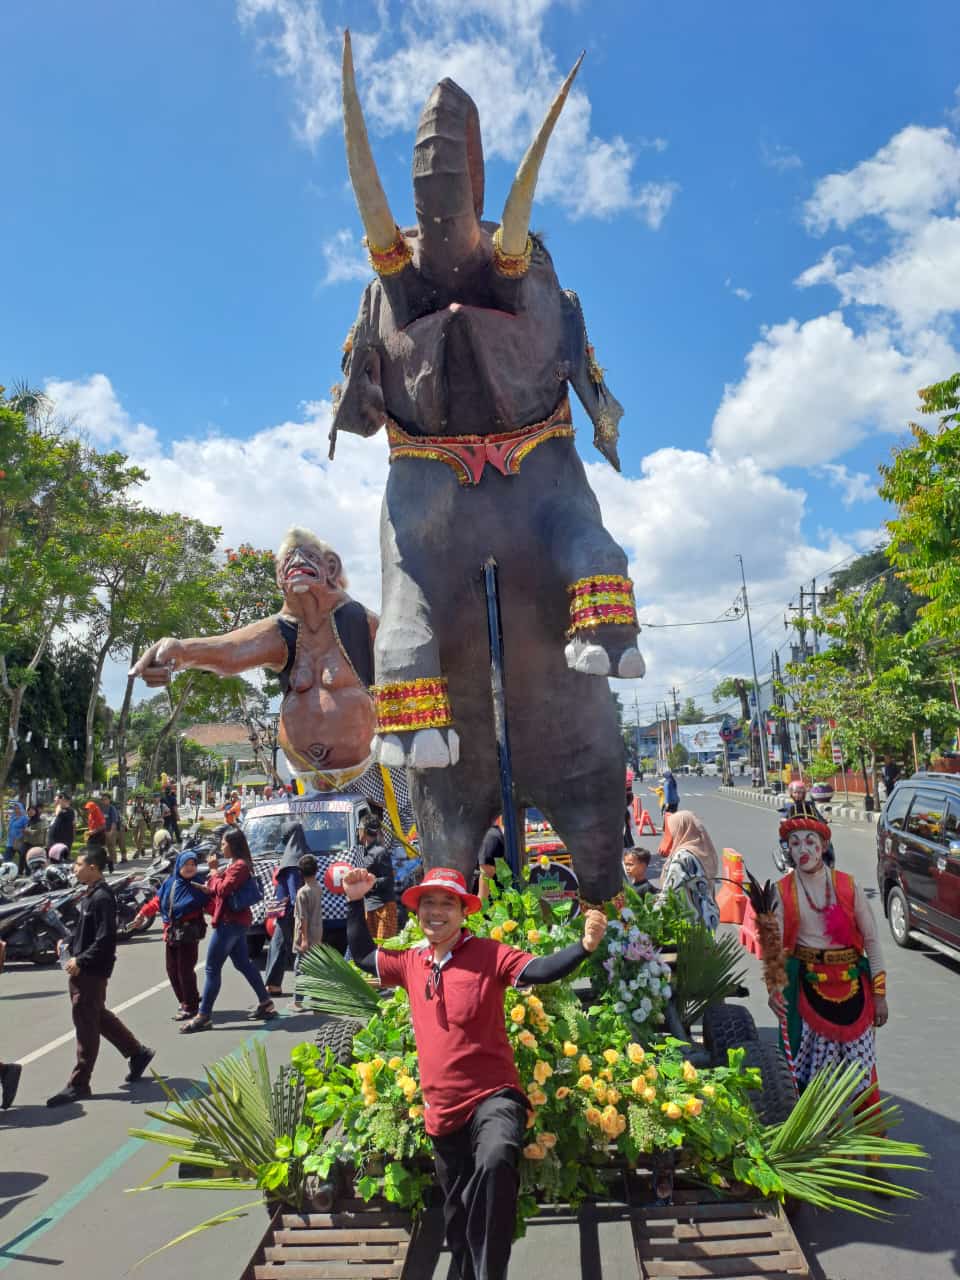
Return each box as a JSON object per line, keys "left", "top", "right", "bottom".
{"left": 564, "top": 637, "right": 611, "bottom": 675}
{"left": 371, "top": 728, "right": 460, "bottom": 770}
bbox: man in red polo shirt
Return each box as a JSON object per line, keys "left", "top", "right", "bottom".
{"left": 343, "top": 865, "right": 606, "bottom": 1280}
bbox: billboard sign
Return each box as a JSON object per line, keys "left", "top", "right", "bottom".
{"left": 677, "top": 722, "right": 726, "bottom": 757}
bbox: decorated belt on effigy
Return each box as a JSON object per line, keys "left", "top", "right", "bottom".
{"left": 385, "top": 397, "right": 574, "bottom": 487}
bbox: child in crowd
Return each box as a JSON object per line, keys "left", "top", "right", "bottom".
{"left": 292, "top": 854, "right": 324, "bottom": 1011}
{"left": 622, "top": 847, "right": 655, "bottom": 896}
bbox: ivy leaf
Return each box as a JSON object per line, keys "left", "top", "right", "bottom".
{"left": 259, "top": 1161, "right": 289, "bottom": 1191}
{"left": 274, "top": 1136, "right": 292, "bottom": 1160}
{"left": 356, "top": 1175, "right": 379, "bottom": 1202}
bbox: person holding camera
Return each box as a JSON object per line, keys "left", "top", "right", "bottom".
{"left": 357, "top": 814, "right": 397, "bottom": 939}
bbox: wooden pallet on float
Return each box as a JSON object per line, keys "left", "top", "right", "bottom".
{"left": 248, "top": 1199, "right": 413, "bottom": 1280}
{"left": 632, "top": 1198, "right": 810, "bottom": 1280}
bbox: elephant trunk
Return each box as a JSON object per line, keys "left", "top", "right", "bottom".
{"left": 413, "top": 79, "right": 485, "bottom": 281}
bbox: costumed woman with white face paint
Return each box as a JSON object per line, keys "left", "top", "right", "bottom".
{"left": 770, "top": 815, "right": 888, "bottom": 1112}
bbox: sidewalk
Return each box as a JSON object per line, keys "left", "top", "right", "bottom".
{"left": 717, "top": 783, "right": 880, "bottom": 825}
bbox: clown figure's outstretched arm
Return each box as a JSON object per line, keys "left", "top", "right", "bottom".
{"left": 131, "top": 618, "right": 287, "bottom": 685}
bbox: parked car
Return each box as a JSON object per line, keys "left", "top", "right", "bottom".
{"left": 876, "top": 771, "right": 960, "bottom": 951}
{"left": 241, "top": 792, "right": 377, "bottom": 954}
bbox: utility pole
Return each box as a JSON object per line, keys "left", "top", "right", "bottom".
{"left": 737, "top": 554, "right": 768, "bottom": 787}
{"left": 633, "top": 692, "right": 642, "bottom": 768}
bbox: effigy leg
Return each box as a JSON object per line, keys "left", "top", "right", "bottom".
{"left": 371, "top": 513, "right": 459, "bottom": 770}
{"left": 538, "top": 498, "right": 645, "bottom": 679}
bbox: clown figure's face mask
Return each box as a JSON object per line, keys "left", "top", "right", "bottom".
{"left": 788, "top": 830, "right": 826, "bottom": 875}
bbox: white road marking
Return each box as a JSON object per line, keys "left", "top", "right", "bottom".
{"left": 14, "top": 968, "right": 199, "bottom": 1067}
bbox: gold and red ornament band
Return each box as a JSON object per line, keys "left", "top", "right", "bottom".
{"left": 872, "top": 971, "right": 887, "bottom": 997}
{"left": 366, "top": 226, "right": 413, "bottom": 277}
{"left": 568, "top": 575, "right": 638, "bottom": 634}
{"left": 581, "top": 891, "right": 626, "bottom": 914}
{"left": 491, "top": 227, "right": 533, "bottom": 279}
{"left": 373, "top": 677, "right": 453, "bottom": 734}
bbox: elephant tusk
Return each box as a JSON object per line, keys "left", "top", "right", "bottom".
{"left": 342, "top": 29, "right": 398, "bottom": 254}
{"left": 497, "top": 52, "right": 584, "bottom": 258}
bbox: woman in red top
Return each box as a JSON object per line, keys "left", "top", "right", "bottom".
{"left": 181, "top": 828, "right": 276, "bottom": 1032}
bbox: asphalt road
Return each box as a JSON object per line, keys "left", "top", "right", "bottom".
{"left": 1, "top": 783, "right": 957, "bottom": 1280}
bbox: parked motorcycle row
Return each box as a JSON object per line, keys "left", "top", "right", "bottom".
{"left": 0, "top": 825, "right": 218, "bottom": 965}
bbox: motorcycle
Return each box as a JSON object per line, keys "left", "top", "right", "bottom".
{"left": 0, "top": 894, "right": 71, "bottom": 965}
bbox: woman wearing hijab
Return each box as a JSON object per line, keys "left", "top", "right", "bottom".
{"left": 128, "top": 851, "right": 210, "bottom": 1020}
{"left": 655, "top": 809, "right": 720, "bottom": 930}
{"left": 264, "top": 821, "right": 308, "bottom": 994}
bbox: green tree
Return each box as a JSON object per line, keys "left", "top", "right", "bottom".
{"left": 711, "top": 677, "right": 751, "bottom": 725}
{"left": 667, "top": 743, "right": 689, "bottom": 770}
{"left": 825, "top": 546, "right": 924, "bottom": 636}
{"left": 0, "top": 393, "right": 143, "bottom": 790}
{"left": 779, "top": 583, "right": 954, "bottom": 800}
{"left": 678, "top": 697, "right": 707, "bottom": 724}
{"left": 880, "top": 374, "right": 960, "bottom": 639}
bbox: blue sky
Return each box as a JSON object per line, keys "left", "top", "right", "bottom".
{"left": 4, "top": 0, "right": 960, "bottom": 714}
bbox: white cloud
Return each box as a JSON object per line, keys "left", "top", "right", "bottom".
{"left": 724, "top": 277, "right": 752, "bottom": 302}
{"left": 237, "top": 0, "right": 677, "bottom": 228}
{"left": 815, "top": 463, "right": 877, "bottom": 506}
{"left": 804, "top": 125, "right": 960, "bottom": 234}
{"left": 320, "top": 229, "right": 371, "bottom": 286}
{"left": 709, "top": 311, "right": 959, "bottom": 469}
{"left": 761, "top": 142, "right": 802, "bottom": 173}
{"left": 797, "top": 215, "right": 960, "bottom": 330}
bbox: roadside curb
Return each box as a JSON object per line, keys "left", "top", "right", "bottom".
{"left": 717, "top": 785, "right": 878, "bottom": 825}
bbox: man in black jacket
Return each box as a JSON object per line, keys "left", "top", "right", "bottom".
{"left": 47, "top": 846, "right": 154, "bottom": 1108}
{"left": 358, "top": 815, "right": 397, "bottom": 938}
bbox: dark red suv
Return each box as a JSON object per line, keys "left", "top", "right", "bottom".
{"left": 876, "top": 772, "right": 960, "bottom": 952}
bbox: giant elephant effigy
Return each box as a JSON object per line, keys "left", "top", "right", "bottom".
{"left": 331, "top": 35, "right": 644, "bottom": 904}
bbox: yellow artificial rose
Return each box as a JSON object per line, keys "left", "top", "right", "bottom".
{"left": 578, "top": 1055, "right": 593, "bottom": 1073}
{"left": 539, "top": 1132, "right": 557, "bottom": 1149}
{"left": 563, "top": 1041, "right": 579, "bottom": 1058}
{"left": 527, "top": 929, "right": 542, "bottom": 944}
{"left": 643, "top": 1086, "right": 657, "bottom": 1104}
{"left": 408, "top": 1104, "right": 424, "bottom": 1119}
{"left": 527, "top": 1087, "right": 548, "bottom": 1107}
{"left": 525, "top": 994, "right": 543, "bottom": 1011}
{"left": 702, "top": 1084, "right": 716, "bottom": 1099}
{"left": 388, "top": 1057, "right": 403, "bottom": 1071}
{"left": 626, "top": 1043, "right": 645, "bottom": 1065}
{"left": 510, "top": 1004, "right": 526, "bottom": 1024}
{"left": 577, "top": 1074, "right": 594, "bottom": 1091}
{"left": 682, "top": 1061, "right": 698, "bottom": 1084}
{"left": 518, "top": 1030, "right": 538, "bottom": 1051}
{"left": 371, "top": 1057, "right": 385, "bottom": 1071}
{"left": 397, "top": 1075, "right": 418, "bottom": 1101}
{"left": 584, "top": 1106, "right": 602, "bottom": 1126}
{"left": 555, "top": 1086, "right": 571, "bottom": 1099}
{"left": 603, "top": 1049, "right": 620, "bottom": 1066}
{"left": 600, "top": 1105, "right": 626, "bottom": 1137}
{"left": 502, "top": 920, "right": 518, "bottom": 934}
{"left": 523, "top": 1142, "right": 545, "bottom": 1160}
{"left": 356, "top": 1062, "right": 373, "bottom": 1081}
{"left": 490, "top": 926, "right": 504, "bottom": 941}
{"left": 533, "top": 1060, "right": 553, "bottom": 1085}
{"left": 535, "top": 1014, "right": 550, "bottom": 1033}
{"left": 631, "top": 1076, "right": 646, "bottom": 1097}
{"left": 661, "top": 1101, "right": 682, "bottom": 1120}
{"left": 645, "top": 1065, "right": 658, "bottom": 1082}
{"left": 361, "top": 1087, "right": 378, "bottom": 1105}
{"left": 684, "top": 1096, "right": 704, "bottom": 1117}
{"left": 606, "top": 1087, "right": 621, "bottom": 1105}
{"left": 593, "top": 1078, "right": 608, "bottom": 1099}
{"left": 598, "top": 1068, "right": 613, "bottom": 1082}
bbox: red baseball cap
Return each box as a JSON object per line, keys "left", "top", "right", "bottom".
{"left": 401, "top": 867, "right": 482, "bottom": 917}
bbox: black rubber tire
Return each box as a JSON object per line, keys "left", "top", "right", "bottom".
{"left": 741, "top": 1040, "right": 798, "bottom": 1125}
{"left": 314, "top": 1016, "right": 367, "bottom": 1066}
{"left": 886, "top": 885, "right": 915, "bottom": 949}
{"left": 703, "top": 1003, "right": 759, "bottom": 1066}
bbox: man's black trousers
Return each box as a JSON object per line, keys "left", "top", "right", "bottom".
{"left": 431, "top": 1089, "right": 526, "bottom": 1280}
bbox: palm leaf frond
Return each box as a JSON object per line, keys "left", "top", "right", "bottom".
{"left": 297, "top": 942, "right": 380, "bottom": 1019}
{"left": 763, "top": 1064, "right": 927, "bottom": 1217}
{"left": 672, "top": 925, "right": 748, "bottom": 1026}
{"left": 132, "top": 1198, "right": 265, "bottom": 1268}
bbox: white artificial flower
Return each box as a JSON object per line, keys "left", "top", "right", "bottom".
{"left": 620, "top": 907, "right": 634, "bottom": 921}
{"left": 613, "top": 1001, "right": 627, "bottom": 1013}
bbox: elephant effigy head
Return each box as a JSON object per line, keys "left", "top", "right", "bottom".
{"left": 330, "top": 32, "right": 623, "bottom": 466}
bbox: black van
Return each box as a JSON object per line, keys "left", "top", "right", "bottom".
{"left": 876, "top": 772, "right": 960, "bottom": 951}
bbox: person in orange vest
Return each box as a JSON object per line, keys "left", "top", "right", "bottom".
{"left": 770, "top": 815, "right": 887, "bottom": 1110}
{"left": 223, "top": 793, "right": 242, "bottom": 826}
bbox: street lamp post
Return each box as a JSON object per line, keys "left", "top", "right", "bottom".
{"left": 737, "top": 554, "right": 768, "bottom": 788}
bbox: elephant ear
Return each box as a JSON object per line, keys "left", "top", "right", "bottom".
{"left": 563, "top": 289, "right": 624, "bottom": 471}
{"left": 328, "top": 283, "right": 388, "bottom": 458}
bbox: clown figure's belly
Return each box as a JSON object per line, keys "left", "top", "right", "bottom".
{"left": 279, "top": 682, "right": 376, "bottom": 773}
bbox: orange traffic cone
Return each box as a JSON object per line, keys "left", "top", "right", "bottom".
{"left": 632, "top": 796, "right": 658, "bottom": 835}
{"left": 717, "top": 848, "right": 746, "bottom": 924}
{"left": 739, "top": 899, "right": 762, "bottom": 956}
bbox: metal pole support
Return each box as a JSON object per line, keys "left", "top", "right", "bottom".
{"left": 482, "top": 556, "right": 521, "bottom": 881}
